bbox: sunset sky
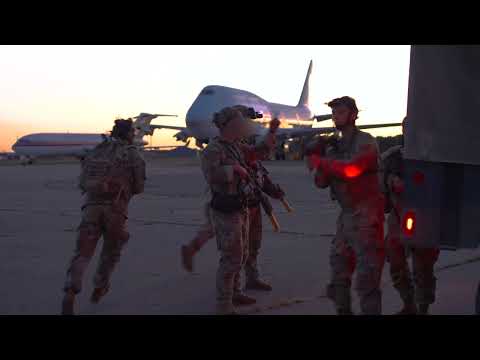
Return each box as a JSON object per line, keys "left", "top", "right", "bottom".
{"left": 0, "top": 45, "right": 411, "bottom": 152}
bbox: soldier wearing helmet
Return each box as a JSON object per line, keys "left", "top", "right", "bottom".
{"left": 61, "top": 118, "right": 146, "bottom": 315}
{"left": 200, "top": 106, "right": 278, "bottom": 314}
{"left": 182, "top": 108, "right": 278, "bottom": 293}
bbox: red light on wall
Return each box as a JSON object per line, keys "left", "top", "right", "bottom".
{"left": 403, "top": 211, "right": 416, "bottom": 236}
{"left": 406, "top": 218, "right": 414, "bottom": 231}
{"left": 413, "top": 171, "right": 425, "bottom": 185}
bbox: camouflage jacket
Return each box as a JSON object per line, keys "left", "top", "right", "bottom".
{"left": 200, "top": 136, "right": 272, "bottom": 199}
{"left": 81, "top": 138, "right": 146, "bottom": 206}
{"left": 316, "top": 128, "right": 383, "bottom": 212}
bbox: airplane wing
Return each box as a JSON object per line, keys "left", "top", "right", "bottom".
{"left": 149, "top": 125, "right": 191, "bottom": 142}
{"left": 275, "top": 122, "right": 402, "bottom": 140}
{"left": 150, "top": 125, "right": 186, "bottom": 131}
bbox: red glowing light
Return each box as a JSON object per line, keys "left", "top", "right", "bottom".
{"left": 344, "top": 165, "right": 362, "bottom": 178}
{"left": 403, "top": 211, "right": 416, "bottom": 236}
{"left": 406, "top": 218, "right": 414, "bottom": 231}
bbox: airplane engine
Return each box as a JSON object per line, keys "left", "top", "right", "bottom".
{"left": 174, "top": 130, "right": 190, "bottom": 143}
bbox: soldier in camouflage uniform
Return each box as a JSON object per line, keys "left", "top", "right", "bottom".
{"left": 308, "top": 97, "right": 385, "bottom": 315}
{"left": 61, "top": 119, "right": 146, "bottom": 315}
{"left": 382, "top": 119, "right": 439, "bottom": 315}
{"left": 200, "top": 106, "right": 278, "bottom": 314}
{"left": 181, "top": 146, "right": 281, "bottom": 292}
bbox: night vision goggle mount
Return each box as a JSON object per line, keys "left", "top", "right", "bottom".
{"left": 246, "top": 107, "right": 264, "bottom": 120}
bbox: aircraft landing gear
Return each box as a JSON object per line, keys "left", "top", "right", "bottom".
{"left": 20, "top": 157, "right": 34, "bottom": 166}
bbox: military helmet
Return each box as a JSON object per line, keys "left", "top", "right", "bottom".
{"left": 231, "top": 105, "right": 250, "bottom": 116}
{"left": 111, "top": 118, "right": 134, "bottom": 140}
{"left": 212, "top": 107, "right": 244, "bottom": 129}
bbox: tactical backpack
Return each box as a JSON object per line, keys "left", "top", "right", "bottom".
{"left": 79, "top": 140, "right": 132, "bottom": 197}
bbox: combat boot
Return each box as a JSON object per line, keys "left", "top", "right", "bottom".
{"left": 90, "top": 285, "right": 110, "bottom": 304}
{"left": 61, "top": 289, "right": 76, "bottom": 315}
{"left": 418, "top": 304, "right": 430, "bottom": 315}
{"left": 245, "top": 278, "right": 272, "bottom": 291}
{"left": 181, "top": 245, "right": 195, "bottom": 273}
{"left": 394, "top": 302, "right": 418, "bottom": 315}
{"left": 232, "top": 293, "right": 257, "bottom": 306}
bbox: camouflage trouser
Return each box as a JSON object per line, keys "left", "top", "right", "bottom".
{"left": 189, "top": 203, "right": 215, "bottom": 252}
{"left": 189, "top": 203, "right": 263, "bottom": 282}
{"left": 211, "top": 208, "right": 249, "bottom": 313}
{"left": 386, "top": 213, "right": 439, "bottom": 306}
{"left": 63, "top": 204, "right": 130, "bottom": 294}
{"left": 327, "top": 207, "right": 385, "bottom": 315}
{"left": 245, "top": 205, "right": 262, "bottom": 282}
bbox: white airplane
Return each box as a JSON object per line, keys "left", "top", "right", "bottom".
{"left": 11, "top": 113, "right": 177, "bottom": 162}
{"left": 150, "top": 60, "right": 401, "bottom": 147}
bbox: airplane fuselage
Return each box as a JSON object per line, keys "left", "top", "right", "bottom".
{"left": 184, "top": 85, "right": 312, "bottom": 142}
{"left": 12, "top": 133, "right": 105, "bottom": 158}
{"left": 12, "top": 131, "right": 149, "bottom": 159}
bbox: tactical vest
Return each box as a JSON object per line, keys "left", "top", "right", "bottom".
{"left": 79, "top": 139, "right": 133, "bottom": 199}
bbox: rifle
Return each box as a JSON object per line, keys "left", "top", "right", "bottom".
{"left": 227, "top": 117, "right": 282, "bottom": 231}
{"left": 304, "top": 133, "right": 341, "bottom": 158}
{"left": 257, "top": 162, "right": 294, "bottom": 213}
{"left": 254, "top": 183, "right": 281, "bottom": 232}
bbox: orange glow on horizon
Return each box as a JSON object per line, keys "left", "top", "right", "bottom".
{"left": 0, "top": 45, "right": 409, "bottom": 152}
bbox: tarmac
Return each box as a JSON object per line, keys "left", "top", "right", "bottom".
{"left": 0, "top": 157, "right": 479, "bottom": 315}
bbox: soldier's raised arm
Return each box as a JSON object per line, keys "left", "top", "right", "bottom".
{"left": 239, "top": 118, "right": 280, "bottom": 162}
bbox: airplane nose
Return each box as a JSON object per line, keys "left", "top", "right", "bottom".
{"left": 185, "top": 107, "right": 204, "bottom": 128}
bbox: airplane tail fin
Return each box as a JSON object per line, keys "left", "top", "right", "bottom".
{"left": 297, "top": 60, "right": 312, "bottom": 107}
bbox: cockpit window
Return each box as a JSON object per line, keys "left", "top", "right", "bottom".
{"left": 201, "top": 89, "right": 214, "bottom": 95}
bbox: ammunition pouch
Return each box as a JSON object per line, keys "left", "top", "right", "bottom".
{"left": 210, "top": 193, "right": 247, "bottom": 214}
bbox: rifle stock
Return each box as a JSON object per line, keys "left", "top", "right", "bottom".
{"left": 256, "top": 189, "right": 280, "bottom": 232}
{"left": 280, "top": 198, "right": 294, "bottom": 213}
{"left": 268, "top": 213, "right": 280, "bottom": 232}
